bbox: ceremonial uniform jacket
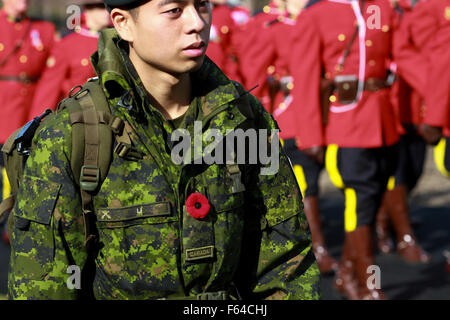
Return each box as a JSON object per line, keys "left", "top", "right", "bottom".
{"left": 29, "top": 23, "right": 99, "bottom": 120}
{"left": 286, "top": 0, "right": 399, "bottom": 149}
{"left": 389, "top": 75, "right": 423, "bottom": 132}
{"left": 8, "top": 29, "right": 320, "bottom": 300}
{"left": 0, "top": 10, "right": 55, "bottom": 144}
{"left": 270, "top": 15, "right": 302, "bottom": 139}
{"left": 236, "top": 2, "right": 286, "bottom": 113}
{"left": 206, "top": 4, "right": 249, "bottom": 83}
{"left": 227, "top": 4, "right": 251, "bottom": 83}
{"left": 425, "top": 46, "right": 450, "bottom": 137}
{"left": 207, "top": 4, "right": 234, "bottom": 75}
{"left": 388, "top": 0, "right": 423, "bottom": 132}
{"left": 419, "top": 0, "right": 450, "bottom": 136}
{"left": 390, "top": 0, "right": 426, "bottom": 131}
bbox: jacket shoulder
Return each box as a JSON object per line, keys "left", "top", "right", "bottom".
{"left": 33, "top": 107, "right": 72, "bottom": 150}
{"left": 233, "top": 81, "right": 279, "bottom": 131}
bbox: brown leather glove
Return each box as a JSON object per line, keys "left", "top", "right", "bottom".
{"left": 303, "top": 146, "right": 325, "bottom": 165}
{"left": 420, "top": 123, "right": 443, "bottom": 145}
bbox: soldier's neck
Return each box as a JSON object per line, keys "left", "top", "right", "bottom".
{"left": 129, "top": 49, "right": 192, "bottom": 120}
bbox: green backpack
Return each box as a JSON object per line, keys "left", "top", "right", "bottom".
{"left": 0, "top": 77, "right": 133, "bottom": 246}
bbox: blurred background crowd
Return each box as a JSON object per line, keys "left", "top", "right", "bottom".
{"left": 0, "top": 0, "right": 449, "bottom": 300}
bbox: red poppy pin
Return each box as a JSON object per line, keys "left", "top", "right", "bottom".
{"left": 186, "top": 193, "right": 210, "bottom": 219}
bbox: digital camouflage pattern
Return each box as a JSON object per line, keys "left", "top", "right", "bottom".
{"left": 8, "top": 28, "right": 320, "bottom": 300}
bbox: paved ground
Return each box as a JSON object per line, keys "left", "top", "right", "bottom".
{"left": 0, "top": 146, "right": 449, "bottom": 299}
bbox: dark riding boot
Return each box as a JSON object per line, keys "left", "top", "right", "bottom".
{"left": 334, "top": 233, "right": 359, "bottom": 300}
{"left": 384, "top": 185, "right": 430, "bottom": 264}
{"left": 348, "top": 225, "right": 386, "bottom": 300}
{"left": 375, "top": 194, "right": 394, "bottom": 254}
{"left": 304, "top": 196, "right": 338, "bottom": 274}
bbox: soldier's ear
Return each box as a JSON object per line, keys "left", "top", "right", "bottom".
{"left": 111, "top": 8, "right": 135, "bottom": 42}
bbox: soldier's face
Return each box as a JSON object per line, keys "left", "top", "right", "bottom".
{"left": 112, "top": 0, "right": 212, "bottom": 76}
{"left": 2, "top": 0, "right": 29, "bottom": 15}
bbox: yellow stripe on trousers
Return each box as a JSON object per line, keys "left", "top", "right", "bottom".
{"left": 344, "top": 188, "right": 357, "bottom": 232}
{"left": 325, "top": 144, "right": 345, "bottom": 189}
{"left": 434, "top": 138, "right": 450, "bottom": 178}
{"left": 2, "top": 167, "right": 11, "bottom": 200}
{"left": 325, "top": 144, "right": 358, "bottom": 232}
{"left": 293, "top": 165, "right": 308, "bottom": 199}
{"left": 387, "top": 176, "right": 396, "bottom": 191}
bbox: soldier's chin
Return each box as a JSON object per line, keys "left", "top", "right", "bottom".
{"left": 166, "top": 55, "right": 205, "bottom": 76}
{"left": 185, "top": 55, "right": 206, "bottom": 72}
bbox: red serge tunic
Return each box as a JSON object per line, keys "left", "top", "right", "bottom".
{"left": 394, "top": 0, "right": 450, "bottom": 137}
{"left": 206, "top": 4, "right": 249, "bottom": 84}
{"left": 29, "top": 22, "right": 99, "bottom": 119}
{"left": 389, "top": 0, "right": 423, "bottom": 133}
{"left": 422, "top": 0, "right": 450, "bottom": 137}
{"left": 0, "top": 10, "right": 55, "bottom": 144}
{"left": 235, "top": 2, "right": 286, "bottom": 113}
{"left": 285, "top": 0, "right": 399, "bottom": 149}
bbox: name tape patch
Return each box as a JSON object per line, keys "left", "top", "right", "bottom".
{"left": 185, "top": 246, "right": 214, "bottom": 262}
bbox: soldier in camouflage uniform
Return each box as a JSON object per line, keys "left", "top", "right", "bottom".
{"left": 7, "top": 0, "right": 320, "bottom": 300}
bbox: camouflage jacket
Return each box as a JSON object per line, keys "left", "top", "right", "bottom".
{"left": 8, "top": 29, "right": 320, "bottom": 300}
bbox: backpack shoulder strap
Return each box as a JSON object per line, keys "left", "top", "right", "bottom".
{"left": 62, "top": 78, "right": 113, "bottom": 245}
{"left": 66, "top": 79, "right": 113, "bottom": 190}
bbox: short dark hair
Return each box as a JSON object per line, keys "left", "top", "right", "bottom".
{"left": 128, "top": 6, "right": 139, "bottom": 21}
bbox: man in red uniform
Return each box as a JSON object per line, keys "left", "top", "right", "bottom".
{"left": 390, "top": 0, "right": 450, "bottom": 267}
{"left": 288, "top": 0, "right": 400, "bottom": 299}
{"left": 235, "top": 0, "right": 287, "bottom": 113}
{"left": 411, "top": 0, "right": 450, "bottom": 178}
{"left": 0, "top": 0, "right": 55, "bottom": 243}
{"left": 425, "top": 43, "right": 450, "bottom": 179}
{"left": 206, "top": 0, "right": 249, "bottom": 83}
{"left": 226, "top": 3, "right": 250, "bottom": 82}
{"left": 0, "top": 0, "right": 55, "bottom": 142}
{"left": 375, "top": 0, "right": 430, "bottom": 264}
{"left": 274, "top": 0, "right": 340, "bottom": 275}
{"left": 29, "top": 0, "right": 111, "bottom": 118}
